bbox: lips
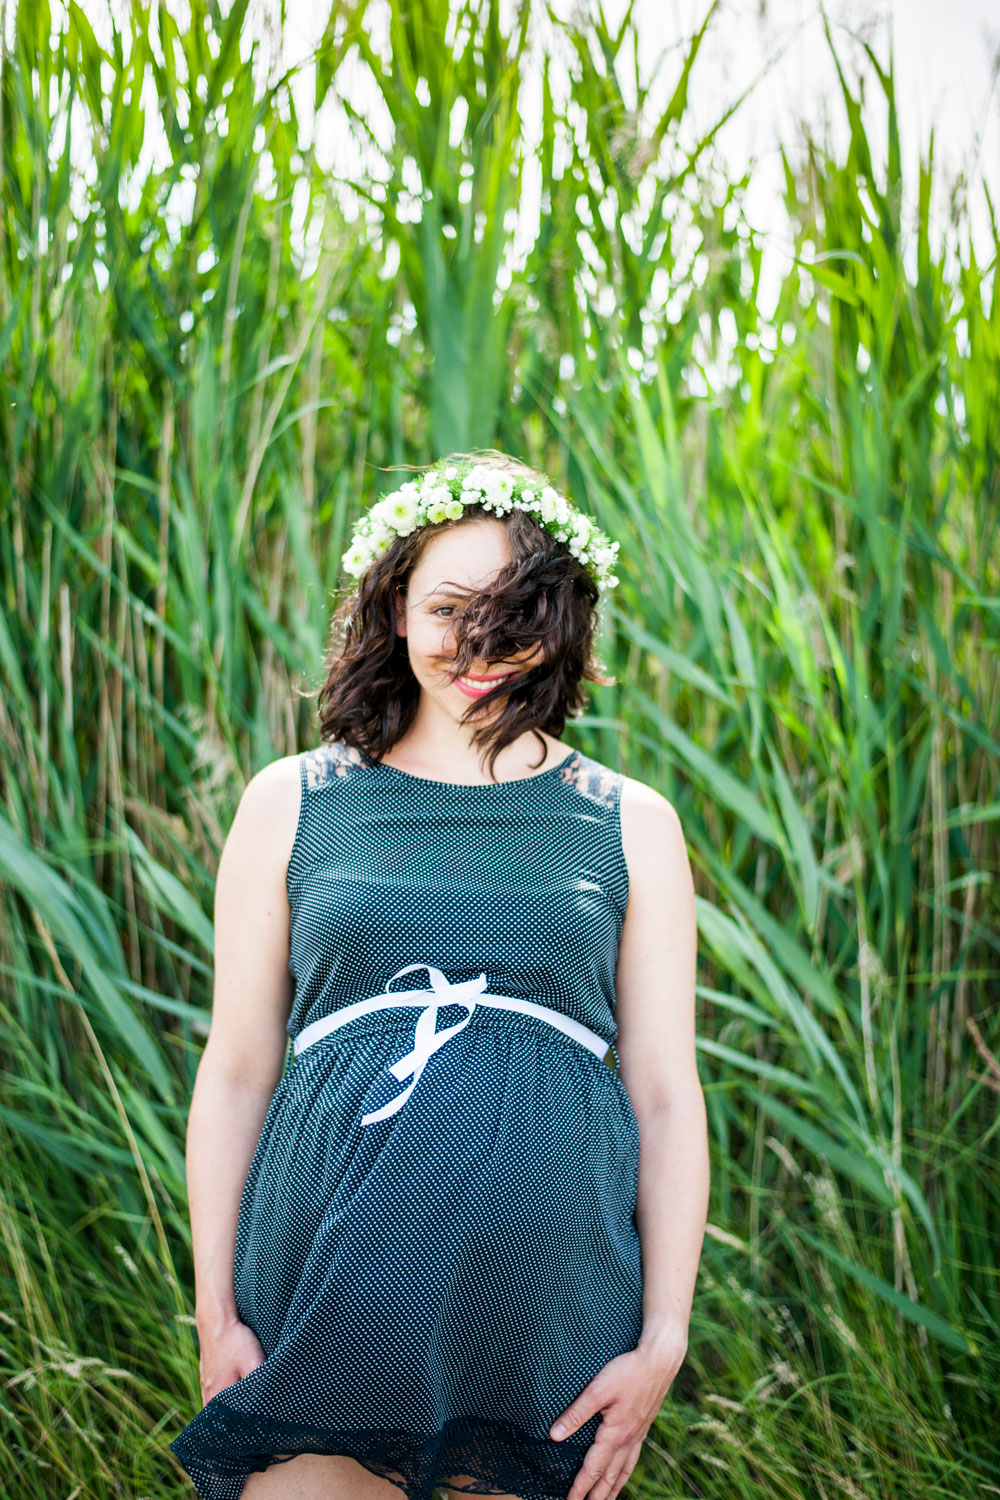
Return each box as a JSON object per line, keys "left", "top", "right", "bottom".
{"left": 453, "top": 670, "right": 516, "bottom": 698}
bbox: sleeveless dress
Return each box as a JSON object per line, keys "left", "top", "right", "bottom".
{"left": 169, "top": 740, "right": 644, "bottom": 1500}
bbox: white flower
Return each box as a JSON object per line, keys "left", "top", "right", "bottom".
{"left": 342, "top": 539, "right": 373, "bottom": 576}
{"left": 388, "top": 493, "right": 419, "bottom": 532}
{"left": 489, "top": 473, "right": 514, "bottom": 504}
{"left": 342, "top": 463, "right": 620, "bottom": 596}
{"left": 369, "top": 521, "right": 395, "bottom": 548}
{"left": 369, "top": 495, "right": 397, "bottom": 526}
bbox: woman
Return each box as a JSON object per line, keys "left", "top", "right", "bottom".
{"left": 169, "top": 451, "right": 709, "bottom": 1500}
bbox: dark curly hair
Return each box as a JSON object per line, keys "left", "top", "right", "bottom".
{"left": 315, "top": 449, "right": 615, "bottom": 782}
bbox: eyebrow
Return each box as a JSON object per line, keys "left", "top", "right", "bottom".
{"left": 422, "top": 585, "right": 474, "bottom": 599}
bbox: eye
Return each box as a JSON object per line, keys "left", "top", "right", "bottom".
{"left": 432, "top": 605, "right": 455, "bottom": 617}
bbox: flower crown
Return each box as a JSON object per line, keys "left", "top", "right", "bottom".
{"left": 341, "top": 461, "right": 620, "bottom": 594}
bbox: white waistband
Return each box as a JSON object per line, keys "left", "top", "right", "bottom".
{"left": 292, "top": 963, "right": 610, "bottom": 1127}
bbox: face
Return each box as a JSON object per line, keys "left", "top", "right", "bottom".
{"left": 393, "top": 518, "right": 541, "bottom": 714}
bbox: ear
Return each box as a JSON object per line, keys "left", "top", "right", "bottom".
{"left": 393, "top": 582, "right": 407, "bottom": 638}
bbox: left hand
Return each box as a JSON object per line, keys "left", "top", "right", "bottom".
{"left": 549, "top": 1339, "right": 686, "bottom": 1500}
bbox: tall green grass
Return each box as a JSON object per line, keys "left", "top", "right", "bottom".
{"left": 1, "top": 1, "right": 996, "bottom": 1496}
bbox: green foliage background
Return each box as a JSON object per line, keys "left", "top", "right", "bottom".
{"left": 1, "top": 0, "right": 997, "bottom": 1496}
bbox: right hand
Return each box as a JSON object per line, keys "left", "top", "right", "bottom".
{"left": 197, "top": 1315, "right": 267, "bottom": 1406}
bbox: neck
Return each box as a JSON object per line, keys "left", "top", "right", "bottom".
{"left": 386, "top": 704, "right": 560, "bottom": 782}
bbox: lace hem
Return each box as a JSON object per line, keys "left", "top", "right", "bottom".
{"left": 169, "top": 1406, "right": 597, "bottom": 1500}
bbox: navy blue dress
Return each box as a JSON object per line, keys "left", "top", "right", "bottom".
{"left": 169, "top": 740, "right": 644, "bottom": 1500}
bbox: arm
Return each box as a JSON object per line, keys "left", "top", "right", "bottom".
{"left": 615, "top": 780, "right": 707, "bottom": 1358}
{"left": 185, "top": 755, "right": 301, "bottom": 1400}
{"left": 552, "top": 778, "right": 708, "bottom": 1500}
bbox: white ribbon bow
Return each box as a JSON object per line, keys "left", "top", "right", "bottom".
{"left": 362, "top": 963, "right": 488, "bottom": 1126}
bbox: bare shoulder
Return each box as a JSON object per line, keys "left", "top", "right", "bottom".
{"left": 618, "top": 773, "right": 691, "bottom": 902}
{"left": 207, "top": 753, "right": 302, "bottom": 1082}
{"left": 220, "top": 752, "right": 302, "bottom": 886}
{"left": 615, "top": 774, "right": 699, "bottom": 1109}
{"left": 619, "top": 772, "right": 686, "bottom": 840}
{"left": 242, "top": 751, "right": 302, "bottom": 823}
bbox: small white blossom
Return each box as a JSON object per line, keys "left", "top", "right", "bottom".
{"left": 388, "top": 494, "right": 419, "bottom": 532}
{"left": 342, "top": 539, "right": 373, "bottom": 576}
{"left": 489, "top": 473, "right": 514, "bottom": 504}
{"left": 341, "top": 464, "right": 620, "bottom": 595}
{"left": 369, "top": 496, "right": 397, "bottom": 526}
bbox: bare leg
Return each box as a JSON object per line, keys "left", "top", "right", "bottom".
{"left": 241, "top": 1451, "right": 409, "bottom": 1498}
{"left": 442, "top": 1483, "right": 525, "bottom": 1500}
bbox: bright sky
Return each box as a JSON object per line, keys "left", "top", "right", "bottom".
{"left": 647, "top": 0, "right": 999, "bottom": 276}
{"left": 27, "top": 1, "right": 1000, "bottom": 323}
{"left": 265, "top": 0, "right": 998, "bottom": 316}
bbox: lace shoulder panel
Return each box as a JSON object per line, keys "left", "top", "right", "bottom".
{"left": 557, "top": 748, "right": 622, "bottom": 809}
{"left": 301, "top": 739, "right": 370, "bottom": 789}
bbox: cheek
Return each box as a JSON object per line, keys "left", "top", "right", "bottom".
{"left": 407, "top": 618, "right": 450, "bottom": 666}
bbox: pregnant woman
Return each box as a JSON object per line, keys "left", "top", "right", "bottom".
{"left": 169, "top": 450, "right": 709, "bottom": 1500}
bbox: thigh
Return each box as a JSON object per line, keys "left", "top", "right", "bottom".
{"left": 442, "top": 1482, "right": 525, "bottom": 1500}
{"left": 241, "top": 1451, "right": 406, "bottom": 1498}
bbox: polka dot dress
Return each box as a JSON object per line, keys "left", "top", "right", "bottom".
{"left": 169, "top": 740, "right": 644, "bottom": 1500}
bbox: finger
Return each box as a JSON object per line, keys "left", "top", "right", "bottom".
{"left": 587, "top": 1452, "right": 626, "bottom": 1500}
{"left": 565, "top": 1427, "right": 623, "bottom": 1500}
{"left": 590, "top": 1432, "right": 641, "bottom": 1500}
{"left": 594, "top": 1448, "right": 631, "bottom": 1498}
{"left": 551, "top": 1395, "right": 601, "bottom": 1443}
{"left": 566, "top": 1451, "right": 607, "bottom": 1500}
{"left": 609, "top": 1438, "right": 644, "bottom": 1498}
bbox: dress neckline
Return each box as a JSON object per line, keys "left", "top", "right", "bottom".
{"left": 372, "top": 747, "right": 578, "bottom": 790}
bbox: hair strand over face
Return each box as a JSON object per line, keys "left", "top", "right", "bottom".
{"left": 314, "top": 451, "right": 616, "bottom": 781}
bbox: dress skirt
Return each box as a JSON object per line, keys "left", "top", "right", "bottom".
{"left": 168, "top": 1002, "right": 644, "bottom": 1500}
